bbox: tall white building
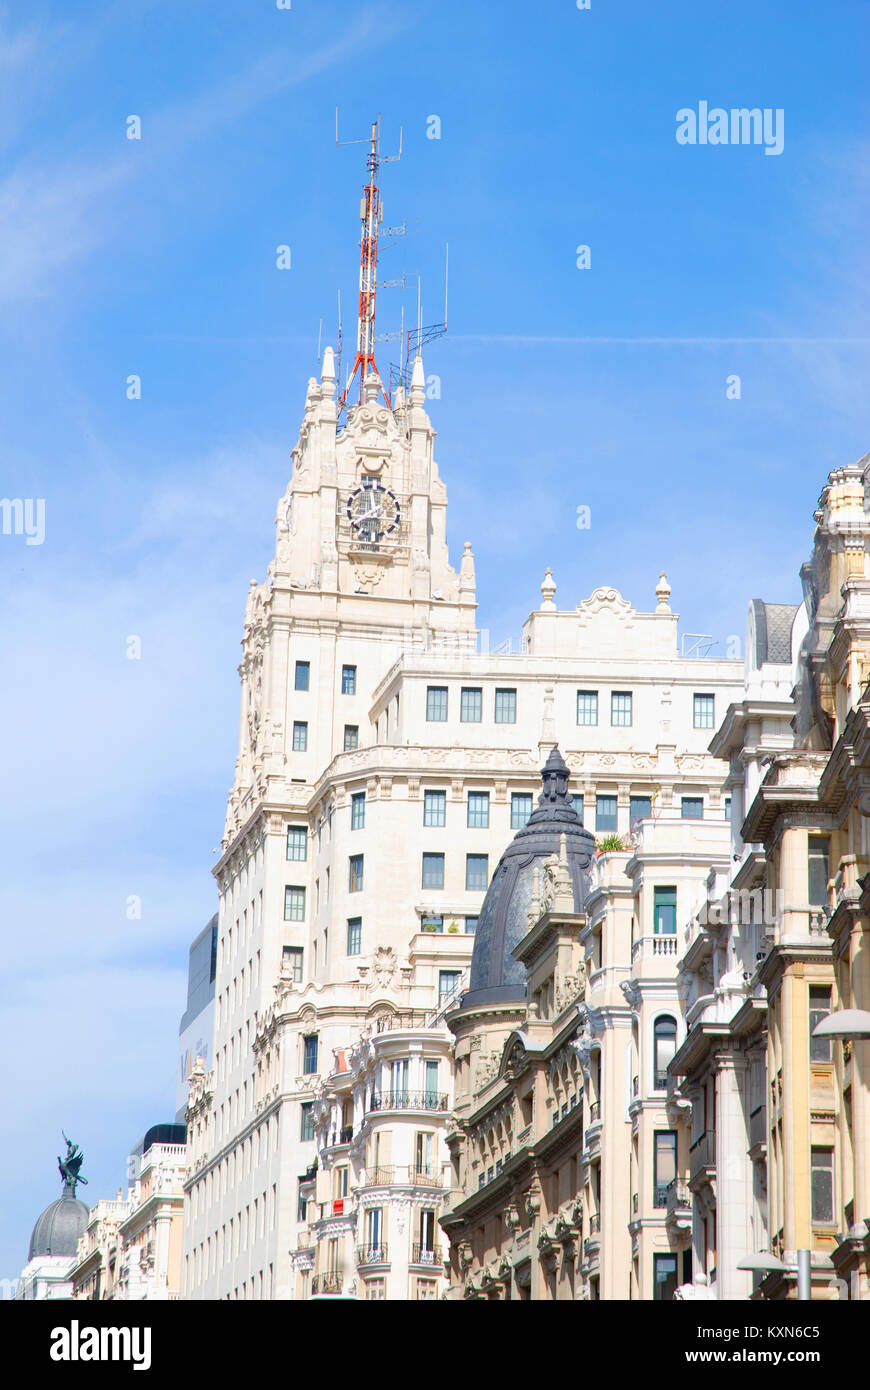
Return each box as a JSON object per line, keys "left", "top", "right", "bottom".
{"left": 182, "top": 148, "right": 745, "bottom": 1301}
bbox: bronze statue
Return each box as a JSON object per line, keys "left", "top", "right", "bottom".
{"left": 58, "top": 1132, "right": 88, "bottom": 1195}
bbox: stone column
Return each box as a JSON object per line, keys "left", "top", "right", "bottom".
{"left": 713, "top": 1047, "right": 751, "bottom": 1299}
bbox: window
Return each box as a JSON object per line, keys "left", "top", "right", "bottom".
{"left": 460, "top": 687, "right": 482, "bottom": 722}
{"left": 811, "top": 1148, "right": 834, "bottom": 1224}
{"left": 439, "top": 970, "right": 461, "bottom": 1001}
{"left": 572, "top": 793, "right": 584, "bottom": 824}
{"left": 344, "top": 725, "right": 359, "bottom": 751}
{"left": 654, "top": 1016, "right": 677, "bottom": 1088}
{"left": 495, "top": 688, "right": 517, "bottom": 723}
{"left": 693, "top": 693, "right": 715, "bottom": 729}
{"left": 348, "top": 855, "right": 364, "bottom": 892}
{"left": 577, "top": 690, "right": 598, "bottom": 726}
{"left": 464, "top": 916, "right": 478, "bottom": 935}
{"left": 724, "top": 796, "right": 732, "bottom": 819}
{"left": 422, "top": 853, "right": 445, "bottom": 890}
{"left": 351, "top": 792, "right": 365, "bottom": 830}
{"left": 426, "top": 686, "right": 448, "bottom": 721}
{"left": 297, "top": 1187, "right": 307, "bottom": 1223}
{"left": 511, "top": 793, "right": 533, "bottom": 828}
{"left": 391, "top": 1060, "right": 408, "bottom": 1105}
{"left": 681, "top": 797, "right": 703, "bottom": 819}
{"left": 654, "top": 1131, "right": 677, "bottom": 1207}
{"left": 302, "top": 1035, "right": 319, "bottom": 1074}
{"left": 365, "top": 1279, "right": 386, "bottom": 1300}
{"left": 341, "top": 664, "right": 357, "bottom": 695}
{"left": 284, "top": 886, "right": 306, "bottom": 921}
{"left": 467, "top": 792, "right": 490, "bottom": 828}
{"left": 295, "top": 661, "right": 310, "bottom": 691}
{"left": 466, "top": 854, "right": 489, "bottom": 890}
{"left": 347, "top": 918, "right": 362, "bottom": 956}
{"left": 421, "top": 913, "right": 443, "bottom": 933}
{"left": 653, "top": 1253, "right": 678, "bottom": 1302}
{"left": 654, "top": 886, "right": 677, "bottom": 935}
{"left": 596, "top": 796, "right": 617, "bottom": 832}
{"left": 292, "top": 721, "right": 308, "bottom": 752}
{"left": 283, "top": 946, "right": 303, "bottom": 983}
{"left": 416, "top": 1279, "right": 438, "bottom": 1300}
{"left": 611, "top": 691, "right": 632, "bottom": 726}
{"left": 423, "top": 1062, "right": 439, "bottom": 1106}
{"left": 300, "top": 1103, "right": 315, "bottom": 1142}
{"left": 286, "top": 825, "right": 308, "bottom": 861}
{"left": 629, "top": 796, "right": 651, "bottom": 827}
{"left": 423, "top": 790, "right": 446, "bottom": 827}
{"left": 808, "top": 835, "right": 830, "bottom": 907}
{"left": 809, "top": 986, "right": 832, "bottom": 1063}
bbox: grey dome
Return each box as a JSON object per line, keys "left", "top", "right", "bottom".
{"left": 28, "top": 1187, "right": 89, "bottom": 1260}
{"left": 463, "top": 747, "right": 595, "bottom": 1008}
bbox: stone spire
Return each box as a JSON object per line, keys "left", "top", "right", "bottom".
{"left": 540, "top": 568, "right": 557, "bottom": 610}
{"left": 655, "top": 571, "right": 672, "bottom": 613}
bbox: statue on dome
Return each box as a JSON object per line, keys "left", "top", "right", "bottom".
{"left": 58, "top": 1133, "right": 88, "bottom": 1195}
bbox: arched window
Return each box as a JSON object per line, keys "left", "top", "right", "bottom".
{"left": 653, "top": 1016, "right": 677, "bottom": 1090}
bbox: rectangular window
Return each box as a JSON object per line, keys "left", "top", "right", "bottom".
{"left": 286, "top": 825, "right": 308, "bottom": 861}
{"left": 421, "top": 913, "right": 443, "bottom": 933}
{"left": 511, "top": 792, "right": 533, "bottom": 828}
{"left": 494, "top": 688, "right": 517, "bottom": 724}
{"left": 653, "top": 1253, "right": 678, "bottom": 1302}
{"left": 365, "top": 1278, "right": 386, "bottom": 1301}
{"left": 426, "top": 686, "right": 448, "bottom": 722}
{"left": 283, "top": 946, "right": 303, "bottom": 983}
{"left": 422, "top": 853, "right": 445, "bottom": 890}
{"left": 572, "top": 793, "right": 584, "bottom": 824}
{"left": 811, "top": 1148, "right": 834, "bottom": 1224}
{"left": 348, "top": 855, "right": 364, "bottom": 893}
{"left": 460, "top": 687, "right": 482, "bottom": 722}
{"left": 467, "top": 791, "right": 490, "bottom": 828}
{"left": 596, "top": 796, "right": 617, "bottom": 832}
{"left": 297, "top": 1188, "right": 307, "bottom": 1223}
{"left": 343, "top": 725, "right": 359, "bottom": 751}
{"left": 423, "top": 790, "right": 446, "bottom": 827}
{"left": 292, "top": 721, "right": 308, "bottom": 752}
{"left": 808, "top": 835, "right": 830, "bottom": 907}
{"left": 300, "top": 1103, "right": 315, "bottom": 1142}
{"left": 351, "top": 792, "right": 366, "bottom": 830}
{"left": 294, "top": 661, "right": 310, "bottom": 692}
{"left": 464, "top": 916, "right": 478, "bottom": 935}
{"left": 284, "top": 886, "right": 306, "bottom": 921}
{"left": 439, "top": 970, "right": 461, "bottom": 1001}
{"left": 654, "top": 886, "right": 677, "bottom": 935}
{"left": 809, "top": 986, "right": 832, "bottom": 1063}
{"left": 577, "top": 690, "right": 598, "bottom": 726}
{"left": 681, "top": 797, "right": 703, "bottom": 819}
{"left": 302, "top": 1035, "right": 319, "bottom": 1075}
{"left": 629, "top": 796, "right": 651, "bottom": 827}
{"left": 347, "top": 918, "right": 362, "bottom": 956}
{"left": 611, "top": 691, "right": 632, "bottom": 727}
{"left": 466, "top": 854, "right": 489, "bottom": 890}
{"left": 693, "top": 693, "right": 715, "bottom": 729}
{"left": 653, "top": 1131, "right": 677, "bottom": 1206}
{"left": 341, "top": 664, "right": 357, "bottom": 695}
{"left": 423, "top": 1062, "right": 439, "bottom": 1106}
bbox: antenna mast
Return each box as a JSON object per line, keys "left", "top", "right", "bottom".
{"left": 336, "top": 114, "right": 400, "bottom": 412}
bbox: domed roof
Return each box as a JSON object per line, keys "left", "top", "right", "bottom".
{"left": 463, "top": 747, "right": 595, "bottom": 1008}
{"left": 28, "top": 1187, "right": 89, "bottom": 1261}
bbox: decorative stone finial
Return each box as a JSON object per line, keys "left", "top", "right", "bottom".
{"left": 363, "top": 372, "right": 382, "bottom": 404}
{"left": 540, "top": 568, "right": 557, "bottom": 610}
{"left": 655, "top": 571, "right": 672, "bottom": 613}
{"left": 459, "top": 541, "right": 476, "bottom": 596}
{"left": 410, "top": 353, "right": 425, "bottom": 405}
{"left": 321, "top": 346, "right": 336, "bottom": 396}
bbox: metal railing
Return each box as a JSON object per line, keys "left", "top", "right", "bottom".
{"left": 411, "top": 1244, "right": 442, "bottom": 1266}
{"left": 361, "top": 1166, "right": 444, "bottom": 1189}
{"left": 665, "top": 1179, "right": 691, "bottom": 1213}
{"left": 311, "top": 1272, "right": 343, "bottom": 1295}
{"left": 653, "top": 1185, "right": 669, "bottom": 1209}
{"left": 356, "top": 1244, "right": 389, "bottom": 1266}
{"left": 368, "top": 1091, "right": 450, "bottom": 1113}
{"left": 340, "top": 1125, "right": 354, "bottom": 1143}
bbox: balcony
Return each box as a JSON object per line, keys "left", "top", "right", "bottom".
{"left": 361, "top": 1165, "right": 445, "bottom": 1190}
{"left": 368, "top": 1091, "right": 450, "bottom": 1114}
{"left": 665, "top": 1180, "right": 692, "bottom": 1235}
{"left": 653, "top": 1185, "right": 669, "bottom": 1209}
{"left": 356, "top": 1244, "right": 389, "bottom": 1267}
{"left": 689, "top": 1131, "right": 715, "bottom": 1184}
{"left": 631, "top": 935, "right": 679, "bottom": 962}
{"left": 340, "top": 1124, "right": 354, "bottom": 1144}
{"left": 311, "top": 1272, "right": 343, "bottom": 1296}
{"left": 411, "top": 1244, "right": 443, "bottom": 1267}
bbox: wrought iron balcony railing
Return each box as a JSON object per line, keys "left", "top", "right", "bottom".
{"left": 367, "top": 1091, "right": 449, "bottom": 1113}
{"left": 361, "top": 1165, "right": 445, "bottom": 1189}
{"left": 356, "top": 1244, "right": 389, "bottom": 1266}
{"left": 411, "top": 1244, "right": 442, "bottom": 1266}
{"left": 311, "top": 1272, "right": 343, "bottom": 1295}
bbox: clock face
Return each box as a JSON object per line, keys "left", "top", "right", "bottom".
{"left": 346, "top": 480, "right": 400, "bottom": 547}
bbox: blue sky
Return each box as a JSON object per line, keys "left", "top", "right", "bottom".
{"left": 0, "top": 0, "right": 867, "bottom": 1281}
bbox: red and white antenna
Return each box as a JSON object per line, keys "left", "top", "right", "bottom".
{"left": 335, "top": 111, "right": 402, "bottom": 412}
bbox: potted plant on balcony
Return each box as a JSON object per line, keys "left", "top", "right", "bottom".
{"left": 597, "top": 834, "right": 625, "bottom": 853}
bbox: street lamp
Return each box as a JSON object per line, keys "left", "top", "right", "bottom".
{"left": 737, "top": 1250, "right": 811, "bottom": 1300}
{"left": 812, "top": 1009, "right": 870, "bottom": 1040}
